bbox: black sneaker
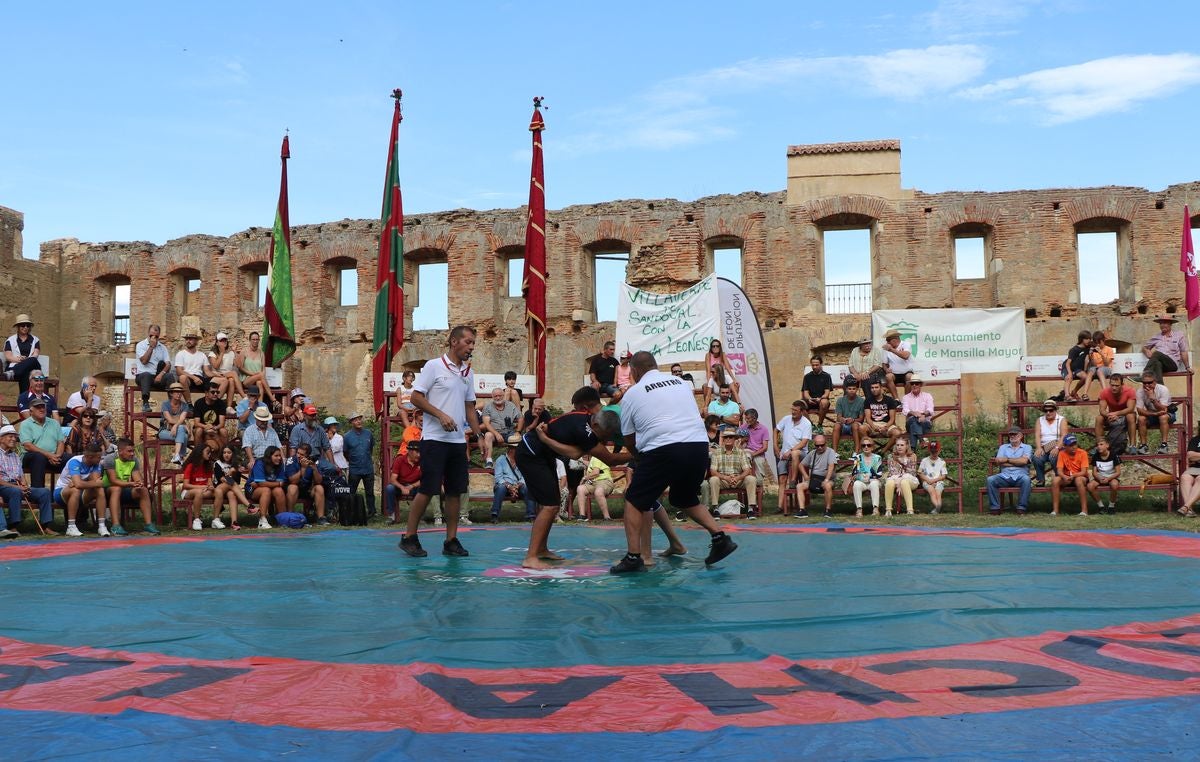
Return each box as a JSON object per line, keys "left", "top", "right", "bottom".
{"left": 823, "top": 511, "right": 833, "bottom": 519}
{"left": 796, "top": 509, "right": 809, "bottom": 518}
{"left": 315, "top": 517, "right": 331, "bottom": 526}
{"left": 443, "top": 537, "right": 469, "bottom": 557}
{"left": 704, "top": 532, "right": 738, "bottom": 566}
{"left": 398, "top": 534, "right": 427, "bottom": 557}
{"left": 490, "top": 514, "right": 499, "bottom": 524}
{"left": 610, "top": 553, "right": 646, "bottom": 574}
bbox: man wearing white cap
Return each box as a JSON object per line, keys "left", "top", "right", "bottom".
{"left": 342, "top": 412, "right": 376, "bottom": 518}
{"left": 324, "top": 416, "right": 349, "bottom": 470}
{"left": 0, "top": 423, "right": 53, "bottom": 537}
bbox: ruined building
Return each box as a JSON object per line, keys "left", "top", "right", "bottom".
{"left": 2, "top": 140, "right": 1196, "bottom": 419}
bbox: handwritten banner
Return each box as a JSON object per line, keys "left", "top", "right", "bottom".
{"left": 615, "top": 274, "right": 720, "bottom": 364}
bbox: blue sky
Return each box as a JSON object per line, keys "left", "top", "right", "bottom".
{"left": 3, "top": 1, "right": 1200, "bottom": 326}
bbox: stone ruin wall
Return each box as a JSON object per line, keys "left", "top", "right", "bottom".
{"left": 5, "top": 179, "right": 1200, "bottom": 424}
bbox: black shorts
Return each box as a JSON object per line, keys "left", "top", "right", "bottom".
{"left": 892, "top": 371, "right": 912, "bottom": 386}
{"left": 625, "top": 441, "right": 709, "bottom": 512}
{"left": 417, "top": 440, "right": 469, "bottom": 497}
{"left": 185, "top": 375, "right": 211, "bottom": 391}
{"left": 802, "top": 399, "right": 826, "bottom": 410}
{"left": 515, "top": 447, "right": 560, "bottom": 507}
{"left": 117, "top": 487, "right": 137, "bottom": 505}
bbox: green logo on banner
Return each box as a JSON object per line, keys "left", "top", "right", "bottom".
{"left": 886, "top": 320, "right": 920, "bottom": 356}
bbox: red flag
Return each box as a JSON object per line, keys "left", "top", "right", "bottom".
{"left": 522, "top": 98, "right": 548, "bottom": 396}
{"left": 372, "top": 90, "right": 406, "bottom": 414}
{"left": 1181, "top": 205, "right": 1199, "bottom": 322}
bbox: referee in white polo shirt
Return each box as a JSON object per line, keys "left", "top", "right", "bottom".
{"left": 399, "top": 325, "right": 483, "bottom": 558}
{"left": 611, "top": 351, "right": 738, "bottom": 573}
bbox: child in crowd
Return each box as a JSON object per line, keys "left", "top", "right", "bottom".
{"left": 918, "top": 441, "right": 948, "bottom": 514}
{"left": 1086, "top": 330, "right": 1115, "bottom": 398}
{"left": 1058, "top": 330, "right": 1095, "bottom": 402}
{"left": 213, "top": 444, "right": 251, "bottom": 529}
{"left": 398, "top": 370, "right": 416, "bottom": 427}
{"left": 181, "top": 444, "right": 220, "bottom": 530}
{"left": 1087, "top": 437, "right": 1121, "bottom": 515}
{"left": 502, "top": 370, "right": 524, "bottom": 407}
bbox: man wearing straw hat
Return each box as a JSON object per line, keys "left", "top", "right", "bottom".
{"left": 1141, "top": 314, "right": 1190, "bottom": 383}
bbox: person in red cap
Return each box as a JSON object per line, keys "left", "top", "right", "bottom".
{"left": 289, "top": 403, "right": 336, "bottom": 470}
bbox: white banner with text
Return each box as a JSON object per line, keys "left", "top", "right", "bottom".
{"left": 872, "top": 308, "right": 1026, "bottom": 373}
{"left": 615, "top": 274, "right": 720, "bottom": 365}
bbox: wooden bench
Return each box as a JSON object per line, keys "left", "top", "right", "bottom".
{"left": 977, "top": 457, "right": 1177, "bottom": 514}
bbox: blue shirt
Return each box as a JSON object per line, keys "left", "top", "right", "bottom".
{"left": 247, "top": 459, "right": 283, "bottom": 487}
{"left": 342, "top": 428, "right": 375, "bottom": 475}
{"left": 235, "top": 398, "right": 268, "bottom": 430}
{"left": 996, "top": 442, "right": 1033, "bottom": 479}
{"left": 18, "top": 392, "right": 57, "bottom": 417}
{"left": 289, "top": 423, "right": 330, "bottom": 458}
{"left": 282, "top": 457, "right": 315, "bottom": 486}
{"left": 493, "top": 454, "right": 524, "bottom": 487}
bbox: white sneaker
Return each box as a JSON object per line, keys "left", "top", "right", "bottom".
{"left": 191, "top": 518, "right": 203, "bottom": 531}
{"left": 211, "top": 517, "right": 226, "bottom": 529}
{"left": 460, "top": 514, "right": 473, "bottom": 525}
{"left": 434, "top": 516, "right": 444, "bottom": 527}
{"left": 66, "top": 525, "right": 83, "bottom": 537}
{"left": 258, "top": 517, "right": 272, "bottom": 529}
{"left": 97, "top": 525, "right": 111, "bottom": 537}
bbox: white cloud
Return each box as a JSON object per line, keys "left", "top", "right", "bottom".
{"left": 558, "top": 45, "right": 987, "bottom": 156}
{"left": 925, "top": 0, "right": 1042, "bottom": 35}
{"left": 961, "top": 53, "right": 1200, "bottom": 124}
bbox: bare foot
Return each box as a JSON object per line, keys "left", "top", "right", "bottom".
{"left": 538, "top": 549, "right": 565, "bottom": 561}
{"left": 658, "top": 544, "right": 687, "bottom": 557}
{"left": 522, "top": 556, "right": 556, "bottom": 570}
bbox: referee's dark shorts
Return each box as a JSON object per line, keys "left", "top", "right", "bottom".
{"left": 624, "top": 441, "right": 709, "bottom": 512}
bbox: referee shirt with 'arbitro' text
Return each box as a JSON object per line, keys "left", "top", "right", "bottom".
{"left": 619, "top": 369, "right": 708, "bottom": 452}
{"left": 413, "top": 354, "right": 477, "bottom": 444}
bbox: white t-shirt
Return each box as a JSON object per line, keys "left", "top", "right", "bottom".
{"left": 413, "top": 354, "right": 477, "bottom": 444}
{"left": 619, "top": 369, "right": 708, "bottom": 452}
{"left": 329, "top": 432, "right": 349, "bottom": 469}
{"left": 66, "top": 392, "right": 101, "bottom": 415}
{"left": 174, "top": 348, "right": 207, "bottom": 377}
{"left": 1135, "top": 383, "right": 1171, "bottom": 410}
{"left": 919, "top": 456, "right": 948, "bottom": 483}
{"left": 776, "top": 414, "right": 813, "bottom": 453}
{"left": 885, "top": 340, "right": 914, "bottom": 374}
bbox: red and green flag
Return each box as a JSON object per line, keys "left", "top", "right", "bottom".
{"left": 372, "top": 90, "right": 405, "bottom": 414}
{"left": 522, "top": 98, "right": 548, "bottom": 396}
{"left": 262, "top": 135, "right": 296, "bottom": 366}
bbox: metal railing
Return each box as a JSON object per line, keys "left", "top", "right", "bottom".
{"left": 113, "top": 315, "right": 129, "bottom": 346}
{"left": 825, "top": 283, "right": 872, "bottom": 314}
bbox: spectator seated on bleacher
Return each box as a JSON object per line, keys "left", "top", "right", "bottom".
{"left": 863, "top": 380, "right": 901, "bottom": 453}
{"left": 102, "top": 437, "right": 159, "bottom": 535}
{"left": 284, "top": 443, "right": 329, "bottom": 526}
{"left": 1142, "top": 314, "right": 1191, "bottom": 383}
{"left": 245, "top": 445, "right": 286, "bottom": 529}
{"left": 800, "top": 356, "right": 834, "bottom": 428}
{"left": 918, "top": 441, "right": 948, "bottom": 514}
{"left": 235, "top": 331, "right": 271, "bottom": 401}
{"left": 1032, "top": 399, "right": 1067, "bottom": 486}
{"left": 882, "top": 329, "right": 915, "bottom": 398}
{"left": 56, "top": 445, "right": 109, "bottom": 537}
{"left": 901, "top": 375, "right": 935, "bottom": 451}
{"left": 17, "top": 372, "right": 60, "bottom": 425}
{"left": 1135, "top": 370, "right": 1176, "bottom": 455}
{"left": 191, "top": 382, "right": 229, "bottom": 451}
{"left": 742, "top": 408, "right": 771, "bottom": 483}
{"left": 19, "top": 398, "right": 64, "bottom": 488}
{"left": 832, "top": 381, "right": 865, "bottom": 453}
{"left": 588, "top": 341, "right": 619, "bottom": 397}
{"left": 0, "top": 423, "right": 53, "bottom": 538}
{"left": 500, "top": 370, "right": 524, "bottom": 407}
{"left": 480, "top": 388, "right": 521, "bottom": 467}
{"left": 884, "top": 439, "right": 920, "bottom": 516}
{"left": 159, "top": 382, "right": 192, "bottom": 465}
{"left": 518, "top": 398, "right": 550, "bottom": 435}
{"left": 575, "top": 455, "right": 616, "bottom": 521}
{"left": 987, "top": 426, "right": 1033, "bottom": 515}
{"left": 776, "top": 401, "right": 813, "bottom": 491}
{"left": 242, "top": 405, "right": 280, "bottom": 471}
{"left": 1178, "top": 432, "right": 1200, "bottom": 517}
{"left": 181, "top": 444, "right": 218, "bottom": 530}
{"left": 133, "top": 324, "right": 176, "bottom": 413}
{"left": 1051, "top": 434, "right": 1090, "bottom": 516}
{"left": 1056, "top": 330, "right": 1095, "bottom": 402}
{"left": 796, "top": 432, "right": 838, "bottom": 518}
{"left": 64, "top": 408, "right": 106, "bottom": 456}
{"left": 847, "top": 439, "right": 883, "bottom": 517}
{"left": 3, "top": 315, "right": 42, "bottom": 394}
{"left": 385, "top": 439, "right": 421, "bottom": 523}
{"left": 1085, "top": 330, "right": 1115, "bottom": 397}
{"left": 1086, "top": 438, "right": 1121, "bottom": 515}
{"left": 63, "top": 376, "right": 101, "bottom": 426}
{"left": 289, "top": 405, "right": 334, "bottom": 470}
{"left": 704, "top": 340, "right": 741, "bottom": 406}
{"left": 848, "top": 337, "right": 885, "bottom": 390}
{"left": 707, "top": 384, "right": 741, "bottom": 427}
{"left": 97, "top": 410, "right": 118, "bottom": 454}
{"left": 704, "top": 428, "right": 758, "bottom": 517}
{"left": 614, "top": 351, "right": 634, "bottom": 395}
{"left": 398, "top": 409, "right": 422, "bottom": 455}
{"left": 491, "top": 442, "right": 536, "bottom": 522}
{"left": 173, "top": 332, "right": 210, "bottom": 403}
{"left": 207, "top": 333, "right": 244, "bottom": 409}
{"left": 1094, "top": 373, "right": 1136, "bottom": 453}
{"left": 235, "top": 386, "right": 269, "bottom": 431}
